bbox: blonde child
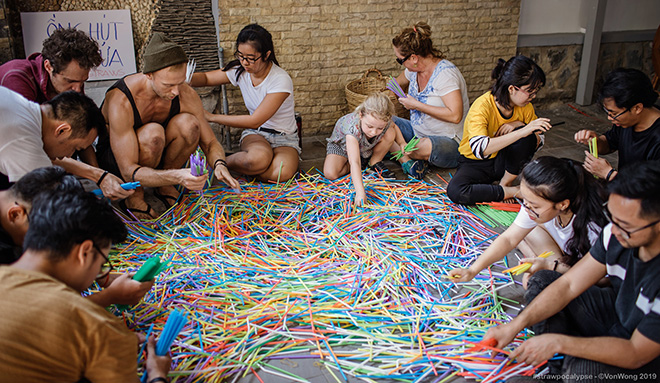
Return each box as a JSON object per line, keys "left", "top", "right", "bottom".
{"left": 324, "top": 93, "right": 397, "bottom": 206}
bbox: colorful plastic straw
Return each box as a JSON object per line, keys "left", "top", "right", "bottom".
{"left": 386, "top": 76, "right": 407, "bottom": 99}
{"left": 502, "top": 251, "right": 554, "bottom": 275}
{"left": 100, "top": 172, "right": 542, "bottom": 382}
{"left": 392, "top": 136, "right": 421, "bottom": 161}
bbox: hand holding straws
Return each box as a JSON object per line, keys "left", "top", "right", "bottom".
{"left": 588, "top": 136, "right": 598, "bottom": 158}
{"left": 132, "top": 256, "right": 168, "bottom": 282}
{"left": 190, "top": 152, "right": 207, "bottom": 177}
{"left": 392, "top": 136, "right": 421, "bottom": 160}
{"left": 502, "top": 251, "right": 554, "bottom": 275}
{"left": 386, "top": 75, "right": 407, "bottom": 99}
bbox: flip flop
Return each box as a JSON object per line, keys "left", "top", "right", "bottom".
{"left": 118, "top": 199, "right": 157, "bottom": 220}
{"left": 153, "top": 190, "right": 179, "bottom": 209}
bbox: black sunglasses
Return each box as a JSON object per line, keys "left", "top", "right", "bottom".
{"left": 396, "top": 53, "right": 412, "bottom": 65}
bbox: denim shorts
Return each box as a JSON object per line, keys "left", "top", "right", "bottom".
{"left": 393, "top": 116, "right": 459, "bottom": 168}
{"left": 241, "top": 129, "right": 302, "bottom": 155}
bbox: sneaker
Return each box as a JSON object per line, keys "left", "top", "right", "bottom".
{"left": 402, "top": 160, "right": 428, "bottom": 180}
{"left": 367, "top": 161, "right": 396, "bottom": 179}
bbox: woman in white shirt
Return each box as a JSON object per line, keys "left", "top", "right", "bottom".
{"left": 191, "top": 24, "right": 299, "bottom": 182}
{"left": 449, "top": 156, "right": 608, "bottom": 284}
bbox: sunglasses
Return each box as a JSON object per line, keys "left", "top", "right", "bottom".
{"left": 396, "top": 53, "right": 412, "bottom": 65}
{"left": 602, "top": 202, "right": 660, "bottom": 240}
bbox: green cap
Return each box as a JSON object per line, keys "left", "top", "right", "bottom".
{"left": 142, "top": 32, "right": 188, "bottom": 73}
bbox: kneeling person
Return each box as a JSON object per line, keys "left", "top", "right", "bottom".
{"left": 98, "top": 32, "right": 239, "bottom": 219}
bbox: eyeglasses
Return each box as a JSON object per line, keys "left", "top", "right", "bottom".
{"left": 514, "top": 86, "right": 540, "bottom": 98}
{"left": 514, "top": 196, "right": 540, "bottom": 219}
{"left": 234, "top": 51, "right": 262, "bottom": 64}
{"left": 92, "top": 243, "right": 113, "bottom": 280}
{"left": 602, "top": 106, "right": 629, "bottom": 121}
{"left": 602, "top": 202, "right": 660, "bottom": 240}
{"left": 396, "top": 53, "right": 412, "bottom": 65}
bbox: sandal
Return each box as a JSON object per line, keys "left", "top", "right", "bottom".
{"left": 153, "top": 190, "right": 179, "bottom": 209}
{"left": 118, "top": 199, "right": 157, "bottom": 220}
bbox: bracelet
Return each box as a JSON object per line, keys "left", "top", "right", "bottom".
{"left": 131, "top": 166, "right": 143, "bottom": 182}
{"left": 605, "top": 168, "right": 616, "bottom": 182}
{"left": 553, "top": 260, "right": 559, "bottom": 272}
{"left": 148, "top": 378, "right": 169, "bottom": 383}
{"left": 213, "top": 159, "right": 227, "bottom": 169}
{"left": 96, "top": 170, "right": 109, "bottom": 186}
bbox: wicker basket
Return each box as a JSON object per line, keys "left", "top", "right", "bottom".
{"left": 345, "top": 68, "right": 407, "bottom": 118}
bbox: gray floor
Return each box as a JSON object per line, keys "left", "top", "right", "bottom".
{"left": 87, "top": 81, "right": 617, "bottom": 382}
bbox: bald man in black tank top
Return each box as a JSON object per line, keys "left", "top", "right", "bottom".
{"left": 97, "top": 33, "right": 239, "bottom": 219}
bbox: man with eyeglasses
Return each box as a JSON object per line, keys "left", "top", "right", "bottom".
{"left": 574, "top": 68, "right": 660, "bottom": 181}
{"left": 97, "top": 32, "right": 239, "bottom": 219}
{"left": 484, "top": 161, "right": 660, "bottom": 381}
{"left": 0, "top": 190, "right": 171, "bottom": 382}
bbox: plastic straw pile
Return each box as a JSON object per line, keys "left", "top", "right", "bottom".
{"left": 107, "top": 173, "right": 537, "bottom": 382}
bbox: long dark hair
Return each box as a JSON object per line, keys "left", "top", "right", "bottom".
{"left": 521, "top": 156, "right": 608, "bottom": 264}
{"left": 490, "top": 55, "right": 545, "bottom": 110}
{"left": 222, "top": 24, "right": 279, "bottom": 81}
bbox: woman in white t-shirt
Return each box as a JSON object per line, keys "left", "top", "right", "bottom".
{"left": 191, "top": 24, "right": 299, "bottom": 182}
{"left": 389, "top": 22, "right": 470, "bottom": 179}
{"left": 449, "top": 156, "right": 608, "bottom": 285}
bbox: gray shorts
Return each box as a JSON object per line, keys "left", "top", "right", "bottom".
{"left": 241, "top": 129, "right": 301, "bottom": 155}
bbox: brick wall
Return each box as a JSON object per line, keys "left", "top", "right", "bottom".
{"left": 0, "top": 0, "right": 11, "bottom": 63}
{"left": 216, "top": 0, "right": 522, "bottom": 137}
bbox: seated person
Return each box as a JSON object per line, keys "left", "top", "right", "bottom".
{"left": 485, "top": 161, "right": 660, "bottom": 379}
{"left": 0, "top": 86, "right": 132, "bottom": 200}
{"left": 575, "top": 68, "right": 660, "bottom": 182}
{"left": 447, "top": 55, "right": 552, "bottom": 205}
{"left": 98, "top": 32, "right": 239, "bottom": 219}
{"left": 390, "top": 21, "right": 470, "bottom": 179}
{"left": 0, "top": 27, "right": 121, "bottom": 188}
{"left": 449, "top": 157, "right": 607, "bottom": 286}
{"left": 0, "top": 166, "right": 152, "bottom": 307}
{"left": 191, "top": 24, "right": 300, "bottom": 183}
{"left": 324, "top": 92, "right": 397, "bottom": 206}
{"left": 0, "top": 189, "right": 171, "bottom": 382}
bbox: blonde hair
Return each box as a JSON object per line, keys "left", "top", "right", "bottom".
{"left": 392, "top": 21, "right": 444, "bottom": 59}
{"left": 355, "top": 92, "right": 395, "bottom": 122}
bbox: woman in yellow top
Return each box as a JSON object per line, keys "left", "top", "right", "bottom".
{"left": 447, "top": 55, "right": 553, "bottom": 205}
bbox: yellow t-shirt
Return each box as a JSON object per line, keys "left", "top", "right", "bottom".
{"left": 0, "top": 266, "right": 139, "bottom": 383}
{"left": 458, "top": 92, "right": 538, "bottom": 160}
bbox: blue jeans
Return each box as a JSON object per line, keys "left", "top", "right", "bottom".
{"left": 393, "top": 116, "right": 459, "bottom": 168}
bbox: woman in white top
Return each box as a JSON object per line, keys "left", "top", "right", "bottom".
{"left": 449, "top": 156, "right": 608, "bottom": 284}
{"left": 191, "top": 24, "right": 299, "bottom": 182}
{"left": 390, "top": 22, "right": 470, "bottom": 179}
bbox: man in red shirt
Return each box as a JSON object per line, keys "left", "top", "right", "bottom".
{"left": 0, "top": 28, "right": 102, "bottom": 103}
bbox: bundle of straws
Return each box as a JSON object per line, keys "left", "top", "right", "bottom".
{"left": 392, "top": 136, "right": 420, "bottom": 160}
{"left": 156, "top": 309, "right": 189, "bottom": 356}
{"left": 190, "top": 151, "right": 207, "bottom": 177}
{"left": 386, "top": 75, "right": 406, "bottom": 99}
{"left": 106, "top": 173, "right": 540, "bottom": 382}
{"left": 588, "top": 137, "right": 598, "bottom": 159}
{"left": 502, "top": 251, "right": 554, "bottom": 276}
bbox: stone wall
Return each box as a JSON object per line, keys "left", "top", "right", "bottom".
{"left": 215, "top": 0, "right": 522, "bottom": 137}
{"left": 518, "top": 40, "right": 654, "bottom": 108}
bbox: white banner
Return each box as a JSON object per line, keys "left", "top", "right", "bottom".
{"left": 21, "top": 10, "right": 137, "bottom": 81}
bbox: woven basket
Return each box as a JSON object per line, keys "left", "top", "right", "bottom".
{"left": 345, "top": 68, "right": 407, "bottom": 117}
